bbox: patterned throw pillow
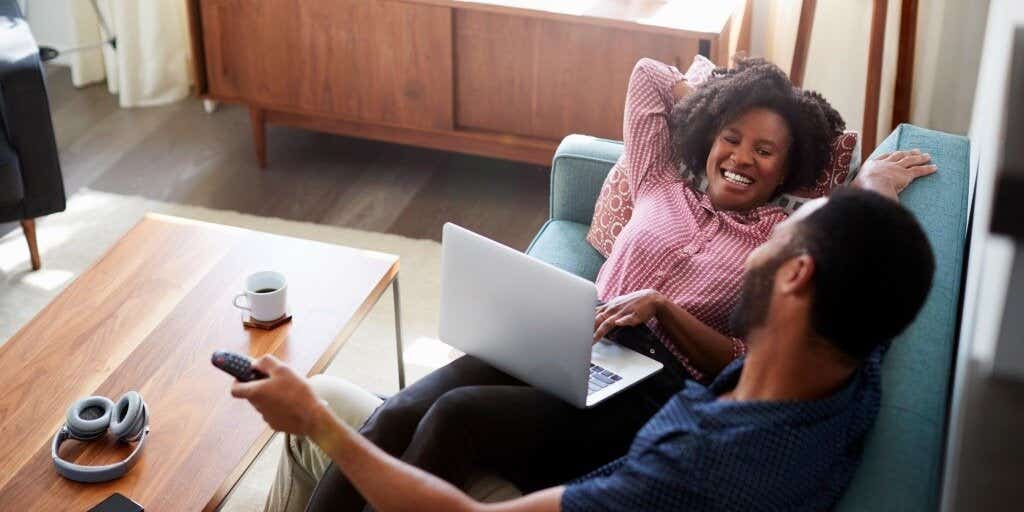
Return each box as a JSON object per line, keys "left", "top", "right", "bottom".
{"left": 771, "top": 130, "right": 861, "bottom": 210}
{"left": 586, "top": 164, "right": 634, "bottom": 258}
{"left": 585, "top": 57, "right": 859, "bottom": 258}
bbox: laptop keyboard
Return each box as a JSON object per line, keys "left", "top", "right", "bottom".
{"left": 588, "top": 364, "right": 623, "bottom": 395}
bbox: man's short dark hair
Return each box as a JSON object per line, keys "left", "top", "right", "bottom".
{"left": 798, "top": 187, "right": 935, "bottom": 359}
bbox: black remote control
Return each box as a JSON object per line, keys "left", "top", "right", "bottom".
{"left": 211, "top": 351, "right": 268, "bottom": 382}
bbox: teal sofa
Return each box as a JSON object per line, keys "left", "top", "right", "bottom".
{"left": 526, "top": 125, "right": 970, "bottom": 511}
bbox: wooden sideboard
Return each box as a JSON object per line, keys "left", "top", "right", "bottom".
{"left": 186, "top": 0, "right": 749, "bottom": 166}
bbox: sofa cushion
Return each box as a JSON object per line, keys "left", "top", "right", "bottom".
{"left": 836, "top": 124, "right": 970, "bottom": 511}
{"left": 526, "top": 219, "right": 606, "bottom": 282}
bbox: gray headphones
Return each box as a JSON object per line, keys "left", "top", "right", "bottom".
{"left": 51, "top": 391, "right": 150, "bottom": 483}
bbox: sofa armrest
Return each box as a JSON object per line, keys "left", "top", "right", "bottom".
{"left": 549, "top": 134, "right": 623, "bottom": 224}
{"left": 837, "top": 124, "right": 970, "bottom": 512}
{"left": 0, "top": 12, "right": 66, "bottom": 218}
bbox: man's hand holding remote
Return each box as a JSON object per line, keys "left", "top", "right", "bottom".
{"left": 229, "top": 356, "right": 329, "bottom": 440}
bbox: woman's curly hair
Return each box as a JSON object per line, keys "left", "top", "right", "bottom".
{"left": 669, "top": 57, "right": 845, "bottom": 193}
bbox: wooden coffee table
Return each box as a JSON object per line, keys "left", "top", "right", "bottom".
{"left": 0, "top": 214, "right": 405, "bottom": 511}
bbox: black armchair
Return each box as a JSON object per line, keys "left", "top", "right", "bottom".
{"left": 0, "top": 0, "right": 66, "bottom": 270}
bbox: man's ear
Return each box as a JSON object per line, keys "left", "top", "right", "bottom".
{"left": 777, "top": 254, "right": 815, "bottom": 295}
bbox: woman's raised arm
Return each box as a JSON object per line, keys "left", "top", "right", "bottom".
{"left": 620, "top": 58, "right": 691, "bottom": 195}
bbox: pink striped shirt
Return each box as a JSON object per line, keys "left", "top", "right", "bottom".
{"left": 595, "top": 58, "right": 790, "bottom": 380}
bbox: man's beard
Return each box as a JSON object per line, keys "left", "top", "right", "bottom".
{"left": 729, "top": 255, "right": 789, "bottom": 338}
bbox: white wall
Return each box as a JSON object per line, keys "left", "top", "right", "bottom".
{"left": 940, "top": 0, "right": 1019, "bottom": 507}
{"left": 749, "top": 1, "right": 885, "bottom": 144}
{"left": 746, "top": 0, "right": 987, "bottom": 146}
{"left": 19, "top": 0, "right": 74, "bottom": 66}
{"left": 802, "top": 0, "right": 903, "bottom": 146}
{"left": 912, "top": 0, "right": 989, "bottom": 136}
{"left": 958, "top": 0, "right": 1017, "bottom": 372}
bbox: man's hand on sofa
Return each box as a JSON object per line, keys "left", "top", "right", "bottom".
{"left": 853, "top": 149, "right": 938, "bottom": 201}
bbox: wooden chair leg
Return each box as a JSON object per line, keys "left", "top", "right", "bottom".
{"left": 250, "top": 106, "right": 267, "bottom": 169}
{"left": 20, "top": 218, "right": 40, "bottom": 271}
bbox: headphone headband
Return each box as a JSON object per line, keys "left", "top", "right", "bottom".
{"left": 51, "top": 425, "right": 150, "bottom": 483}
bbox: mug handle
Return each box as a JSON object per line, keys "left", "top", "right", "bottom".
{"left": 232, "top": 293, "right": 252, "bottom": 312}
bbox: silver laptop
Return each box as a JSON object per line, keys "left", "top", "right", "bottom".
{"left": 440, "top": 223, "right": 662, "bottom": 408}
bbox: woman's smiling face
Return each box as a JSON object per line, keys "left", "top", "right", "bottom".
{"left": 704, "top": 108, "right": 793, "bottom": 211}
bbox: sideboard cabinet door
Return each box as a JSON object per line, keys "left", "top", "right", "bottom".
{"left": 200, "top": 0, "right": 454, "bottom": 131}
{"left": 453, "top": 9, "right": 700, "bottom": 141}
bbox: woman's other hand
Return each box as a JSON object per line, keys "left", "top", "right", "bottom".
{"left": 852, "top": 149, "right": 937, "bottom": 200}
{"left": 594, "top": 289, "right": 666, "bottom": 341}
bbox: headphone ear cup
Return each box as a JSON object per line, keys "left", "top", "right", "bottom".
{"left": 109, "top": 391, "right": 147, "bottom": 442}
{"left": 66, "top": 396, "right": 114, "bottom": 441}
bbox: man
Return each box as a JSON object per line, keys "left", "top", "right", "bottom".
{"left": 232, "top": 185, "right": 936, "bottom": 511}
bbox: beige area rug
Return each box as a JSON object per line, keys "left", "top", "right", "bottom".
{"left": 0, "top": 189, "right": 457, "bottom": 511}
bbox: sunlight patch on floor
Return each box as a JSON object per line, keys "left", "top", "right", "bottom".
{"left": 0, "top": 224, "right": 74, "bottom": 273}
{"left": 404, "top": 336, "right": 458, "bottom": 368}
{"left": 0, "top": 235, "right": 30, "bottom": 274}
{"left": 19, "top": 268, "right": 75, "bottom": 291}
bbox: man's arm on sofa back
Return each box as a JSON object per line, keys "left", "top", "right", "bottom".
{"left": 549, "top": 135, "right": 622, "bottom": 224}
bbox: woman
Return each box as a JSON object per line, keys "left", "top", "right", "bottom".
{"left": 289, "top": 57, "right": 936, "bottom": 512}
{"left": 591, "top": 56, "right": 847, "bottom": 381}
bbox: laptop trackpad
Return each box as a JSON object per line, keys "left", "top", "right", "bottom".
{"left": 591, "top": 340, "right": 663, "bottom": 380}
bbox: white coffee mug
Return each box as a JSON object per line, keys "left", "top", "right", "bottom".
{"left": 233, "top": 271, "right": 288, "bottom": 321}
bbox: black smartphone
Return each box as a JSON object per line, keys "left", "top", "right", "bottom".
{"left": 87, "top": 492, "right": 144, "bottom": 512}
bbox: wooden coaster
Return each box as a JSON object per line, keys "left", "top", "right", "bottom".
{"left": 242, "top": 312, "right": 292, "bottom": 330}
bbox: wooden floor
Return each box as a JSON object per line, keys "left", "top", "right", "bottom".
{"left": 16, "top": 65, "right": 551, "bottom": 250}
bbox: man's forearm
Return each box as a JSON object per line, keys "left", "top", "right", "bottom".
{"left": 308, "top": 403, "right": 479, "bottom": 512}
{"left": 654, "top": 297, "right": 736, "bottom": 376}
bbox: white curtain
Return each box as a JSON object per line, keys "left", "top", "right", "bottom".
{"left": 67, "top": 0, "right": 192, "bottom": 108}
